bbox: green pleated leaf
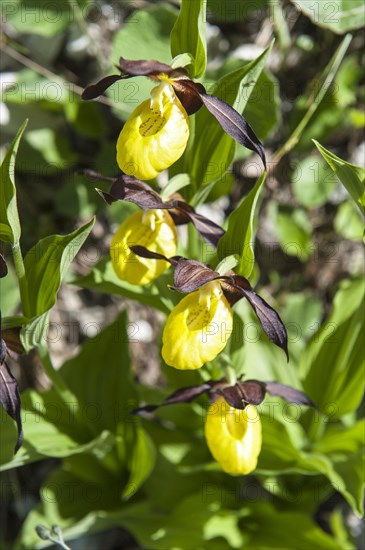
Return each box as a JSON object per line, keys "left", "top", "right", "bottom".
{"left": 313, "top": 420, "right": 365, "bottom": 516}
{"left": 16, "top": 457, "right": 127, "bottom": 550}
{"left": 5, "top": 312, "right": 155, "bottom": 500}
{"left": 0, "top": 120, "right": 27, "bottom": 244}
{"left": 170, "top": 0, "right": 206, "bottom": 78}
{"left": 0, "top": 385, "right": 116, "bottom": 471}
{"left": 300, "top": 278, "right": 365, "bottom": 418}
{"left": 313, "top": 140, "right": 365, "bottom": 217}
{"left": 61, "top": 311, "right": 156, "bottom": 498}
{"left": 0, "top": 265, "right": 20, "bottom": 317}
{"left": 188, "top": 42, "right": 273, "bottom": 188}
{"left": 60, "top": 311, "right": 136, "bottom": 435}
{"left": 123, "top": 427, "right": 156, "bottom": 499}
{"left": 23, "top": 218, "right": 94, "bottom": 317}
{"left": 258, "top": 404, "right": 364, "bottom": 516}
{"left": 20, "top": 311, "right": 50, "bottom": 353}
{"left": 217, "top": 172, "right": 266, "bottom": 278}
{"left": 17, "top": 492, "right": 344, "bottom": 550}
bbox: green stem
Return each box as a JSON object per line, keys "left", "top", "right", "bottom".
{"left": 272, "top": 34, "right": 352, "bottom": 164}
{"left": 182, "top": 115, "right": 197, "bottom": 202}
{"left": 269, "top": 0, "right": 291, "bottom": 53}
{"left": 226, "top": 365, "right": 237, "bottom": 386}
{"left": 12, "top": 242, "right": 31, "bottom": 318}
{"left": 187, "top": 222, "right": 200, "bottom": 260}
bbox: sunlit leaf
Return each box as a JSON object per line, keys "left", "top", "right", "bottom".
{"left": 313, "top": 420, "right": 365, "bottom": 516}
{"left": 123, "top": 428, "right": 156, "bottom": 499}
{"left": 313, "top": 140, "right": 365, "bottom": 217}
{"left": 23, "top": 218, "right": 94, "bottom": 317}
{"left": 0, "top": 120, "right": 27, "bottom": 244}
{"left": 170, "top": 0, "right": 207, "bottom": 78}
{"left": 218, "top": 172, "right": 266, "bottom": 278}
{"left": 301, "top": 278, "right": 365, "bottom": 418}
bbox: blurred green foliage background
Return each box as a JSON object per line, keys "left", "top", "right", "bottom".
{"left": 0, "top": 1, "right": 364, "bottom": 548}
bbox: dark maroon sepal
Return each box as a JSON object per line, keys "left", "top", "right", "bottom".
{"left": 172, "top": 260, "right": 222, "bottom": 293}
{"left": 1, "top": 327, "right": 24, "bottom": 358}
{"left": 264, "top": 381, "right": 317, "bottom": 408}
{"left": 172, "top": 201, "right": 225, "bottom": 248}
{"left": 241, "top": 289, "right": 288, "bottom": 360}
{"left": 129, "top": 246, "right": 180, "bottom": 268}
{"left": 199, "top": 94, "right": 266, "bottom": 168}
{"left": 130, "top": 247, "right": 224, "bottom": 293}
{"left": 130, "top": 377, "right": 316, "bottom": 415}
{"left": 117, "top": 57, "right": 173, "bottom": 77}
{"left": 98, "top": 175, "right": 169, "bottom": 210}
{"left": 0, "top": 253, "right": 8, "bottom": 278}
{"left": 224, "top": 276, "right": 289, "bottom": 360}
{"left": 82, "top": 58, "right": 176, "bottom": 100}
{"left": 172, "top": 78, "right": 206, "bottom": 115}
{"left": 81, "top": 74, "right": 126, "bottom": 100}
{"left": 216, "top": 380, "right": 267, "bottom": 409}
{"left": 0, "top": 338, "right": 23, "bottom": 453}
{"left": 173, "top": 79, "right": 266, "bottom": 166}
{"left": 214, "top": 379, "right": 315, "bottom": 409}
{"left": 130, "top": 382, "right": 213, "bottom": 414}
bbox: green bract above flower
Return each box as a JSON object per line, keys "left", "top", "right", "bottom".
{"left": 205, "top": 398, "right": 262, "bottom": 475}
{"left": 82, "top": 57, "right": 266, "bottom": 181}
{"left": 130, "top": 246, "right": 289, "bottom": 368}
{"left": 110, "top": 209, "right": 177, "bottom": 285}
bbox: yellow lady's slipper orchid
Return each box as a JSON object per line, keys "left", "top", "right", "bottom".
{"left": 205, "top": 397, "right": 262, "bottom": 475}
{"left": 116, "top": 81, "right": 189, "bottom": 181}
{"left": 162, "top": 281, "right": 233, "bottom": 370}
{"left": 110, "top": 209, "right": 177, "bottom": 285}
